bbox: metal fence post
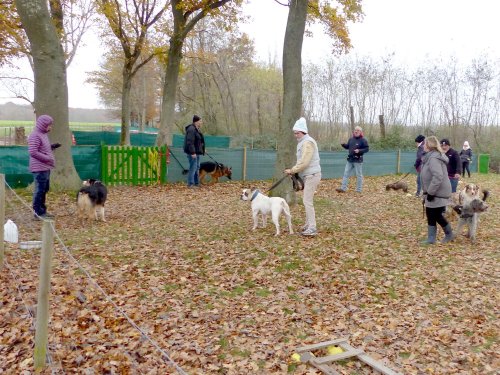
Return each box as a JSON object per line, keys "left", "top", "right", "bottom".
{"left": 34, "top": 219, "right": 55, "bottom": 370}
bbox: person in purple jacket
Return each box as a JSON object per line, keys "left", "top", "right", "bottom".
{"left": 28, "top": 115, "right": 61, "bottom": 219}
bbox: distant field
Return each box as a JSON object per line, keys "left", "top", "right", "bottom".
{"left": 0, "top": 121, "right": 120, "bottom": 128}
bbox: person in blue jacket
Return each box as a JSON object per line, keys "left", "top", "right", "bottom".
{"left": 336, "top": 126, "right": 369, "bottom": 193}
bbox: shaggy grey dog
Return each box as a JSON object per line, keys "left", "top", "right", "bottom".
{"left": 454, "top": 190, "right": 489, "bottom": 243}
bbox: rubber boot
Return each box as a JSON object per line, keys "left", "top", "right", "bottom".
{"left": 420, "top": 225, "right": 437, "bottom": 245}
{"left": 441, "top": 224, "right": 454, "bottom": 243}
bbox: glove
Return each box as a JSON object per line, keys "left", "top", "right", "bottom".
{"left": 341, "top": 143, "right": 347, "bottom": 148}
{"left": 51, "top": 143, "right": 61, "bottom": 150}
{"left": 427, "top": 194, "right": 435, "bottom": 202}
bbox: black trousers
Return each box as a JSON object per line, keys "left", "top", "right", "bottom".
{"left": 426, "top": 206, "right": 449, "bottom": 227}
{"left": 462, "top": 161, "right": 471, "bottom": 177}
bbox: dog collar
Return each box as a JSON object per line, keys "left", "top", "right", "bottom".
{"left": 250, "top": 190, "right": 260, "bottom": 201}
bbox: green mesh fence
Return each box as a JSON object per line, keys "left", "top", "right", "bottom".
{"left": 73, "top": 131, "right": 157, "bottom": 146}
{"left": 0, "top": 146, "right": 101, "bottom": 188}
{"left": 0, "top": 145, "right": 484, "bottom": 187}
{"left": 172, "top": 134, "right": 230, "bottom": 148}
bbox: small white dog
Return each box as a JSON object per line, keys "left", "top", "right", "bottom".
{"left": 240, "top": 188, "right": 293, "bottom": 236}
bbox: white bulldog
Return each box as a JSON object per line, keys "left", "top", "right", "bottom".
{"left": 240, "top": 188, "right": 294, "bottom": 236}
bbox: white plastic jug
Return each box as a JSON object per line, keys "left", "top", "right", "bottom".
{"left": 4, "top": 219, "right": 19, "bottom": 243}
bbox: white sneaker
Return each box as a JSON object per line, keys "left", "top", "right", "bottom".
{"left": 301, "top": 228, "right": 317, "bottom": 236}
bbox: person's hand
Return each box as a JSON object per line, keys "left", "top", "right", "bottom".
{"left": 341, "top": 143, "right": 347, "bottom": 148}
{"left": 191, "top": 154, "right": 196, "bottom": 159}
{"left": 427, "top": 194, "right": 435, "bottom": 202}
{"left": 354, "top": 149, "right": 359, "bottom": 153}
{"left": 454, "top": 173, "right": 461, "bottom": 179}
{"left": 51, "top": 143, "right": 61, "bottom": 150}
{"left": 284, "top": 169, "right": 292, "bottom": 175}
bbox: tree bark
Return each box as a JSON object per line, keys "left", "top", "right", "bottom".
{"left": 156, "top": 36, "right": 184, "bottom": 145}
{"left": 15, "top": 0, "right": 80, "bottom": 190}
{"left": 121, "top": 66, "right": 133, "bottom": 145}
{"left": 155, "top": 0, "right": 233, "bottom": 146}
{"left": 275, "top": 0, "right": 307, "bottom": 200}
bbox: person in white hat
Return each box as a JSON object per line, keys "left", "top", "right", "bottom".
{"left": 459, "top": 141, "right": 472, "bottom": 178}
{"left": 284, "top": 117, "right": 321, "bottom": 236}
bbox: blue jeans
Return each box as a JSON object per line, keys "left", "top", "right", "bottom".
{"left": 450, "top": 177, "right": 459, "bottom": 193}
{"left": 32, "top": 170, "right": 50, "bottom": 216}
{"left": 416, "top": 172, "right": 422, "bottom": 195}
{"left": 341, "top": 162, "right": 363, "bottom": 192}
{"left": 186, "top": 154, "right": 200, "bottom": 186}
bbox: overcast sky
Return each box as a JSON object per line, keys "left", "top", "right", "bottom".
{"left": 2, "top": 0, "right": 500, "bottom": 109}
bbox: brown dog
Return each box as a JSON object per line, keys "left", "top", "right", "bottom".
{"left": 199, "top": 161, "right": 232, "bottom": 185}
{"left": 385, "top": 181, "right": 408, "bottom": 193}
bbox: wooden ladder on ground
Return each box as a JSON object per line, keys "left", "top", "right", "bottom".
{"left": 295, "top": 337, "right": 401, "bottom": 375}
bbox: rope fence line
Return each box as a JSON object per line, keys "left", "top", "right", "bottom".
{"left": 3, "top": 185, "right": 156, "bottom": 373}
{"left": 2, "top": 181, "right": 188, "bottom": 374}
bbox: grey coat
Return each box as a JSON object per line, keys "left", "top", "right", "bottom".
{"left": 420, "top": 150, "right": 452, "bottom": 208}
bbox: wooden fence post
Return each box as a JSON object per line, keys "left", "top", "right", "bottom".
{"left": 242, "top": 146, "right": 247, "bottom": 182}
{"left": 0, "top": 174, "right": 4, "bottom": 268}
{"left": 34, "top": 219, "right": 55, "bottom": 370}
{"left": 396, "top": 150, "right": 401, "bottom": 174}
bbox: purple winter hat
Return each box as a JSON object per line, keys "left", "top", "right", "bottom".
{"left": 36, "top": 115, "right": 53, "bottom": 132}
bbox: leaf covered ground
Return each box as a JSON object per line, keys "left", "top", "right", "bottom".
{"left": 1, "top": 174, "right": 499, "bottom": 374}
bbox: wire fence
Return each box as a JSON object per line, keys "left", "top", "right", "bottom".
{"left": 1, "top": 179, "right": 188, "bottom": 374}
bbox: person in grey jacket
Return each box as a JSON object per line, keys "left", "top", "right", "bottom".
{"left": 420, "top": 136, "right": 454, "bottom": 244}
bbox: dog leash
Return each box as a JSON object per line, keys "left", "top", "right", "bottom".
{"left": 266, "top": 175, "right": 288, "bottom": 193}
{"left": 205, "top": 152, "right": 223, "bottom": 168}
{"left": 266, "top": 174, "right": 304, "bottom": 193}
{"left": 166, "top": 146, "right": 189, "bottom": 175}
{"left": 394, "top": 171, "right": 412, "bottom": 184}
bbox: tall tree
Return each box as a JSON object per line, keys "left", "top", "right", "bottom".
{"left": 274, "top": 0, "right": 308, "bottom": 199}
{"left": 98, "top": 0, "right": 167, "bottom": 145}
{"left": 275, "top": 0, "right": 363, "bottom": 198}
{"left": 155, "top": 0, "right": 242, "bottom": 146}
{"left": 15, "top": 0, "right": 80, "bottom": 189}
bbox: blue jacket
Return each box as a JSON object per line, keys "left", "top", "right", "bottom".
{"left": 342, "top": 136, "right": 369, "bottom": 163}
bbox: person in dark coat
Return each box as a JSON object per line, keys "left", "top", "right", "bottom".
{"left": 420, "top": 136, "right": 454, "bottom": 244}
{"left": 440, "top": 138, "right": 461, "bottom": 193}
{"left": 459, "top": 141, "right": 473, "bottom": 178}
{"left": 414, "top": 134, "right": 425, "bottom": 197}
{"left": 336, "top": 126, "right": 369, "bottom": 193}
{"left": 183, "top": 115, "right": 205, "bottom": 188}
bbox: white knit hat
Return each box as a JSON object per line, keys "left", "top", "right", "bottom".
{"left": 292, "top": 117, "right": 308, "bottom": 133}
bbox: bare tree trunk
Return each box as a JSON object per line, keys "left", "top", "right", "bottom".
{"left": 349, "top": 105, "right": 355, "bottom": 132}
{"left": 16, "top": 0, "right": 80, "bottom": 190}
{"left": 275, "top": 0, "right": 307, "bottom": 200}
{"left": 120, "top": 68, "right": 133, "bottom": 145}
{"left": 157, "top": 37, "right": 183, "bottom": 145}
{"left": 379, "top": 114, "right": 385, "bottom": 138}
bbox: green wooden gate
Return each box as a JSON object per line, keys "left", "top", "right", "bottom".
{"left": 101, "top": 145, "right": 168, "bottom": 186}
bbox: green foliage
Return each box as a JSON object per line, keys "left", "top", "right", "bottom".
{"left": 368, "top": 125, "right": 415, "bottom": 151}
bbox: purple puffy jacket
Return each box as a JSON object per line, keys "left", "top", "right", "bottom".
{"left": 28, "top": 115, "right": 55, "bottom": 172}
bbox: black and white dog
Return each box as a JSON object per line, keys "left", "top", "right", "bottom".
{"left": 77, "top": 179, "right": 108, "bottom": 221}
